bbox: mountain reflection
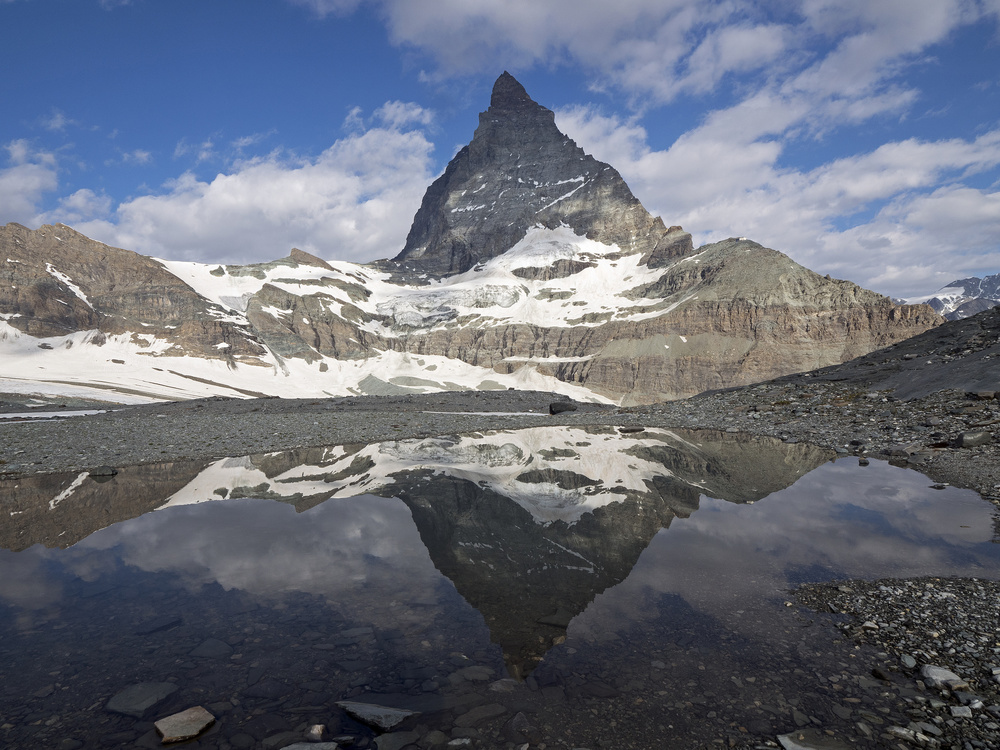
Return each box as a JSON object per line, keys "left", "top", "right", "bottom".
{"left": 0, "top": 427, "right": 834, "bottom": 676}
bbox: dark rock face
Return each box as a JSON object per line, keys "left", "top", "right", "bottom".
{"left": 393, "top": 72, "right": 681, "bottom": 275}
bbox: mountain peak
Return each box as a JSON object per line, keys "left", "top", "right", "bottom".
{"left": 490, "top": 71, "right": 535, "bottom": 111}
{"left": 393, "top": 74, "right": 682, "bottom": 275}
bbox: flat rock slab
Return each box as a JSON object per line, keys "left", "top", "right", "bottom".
{"left": 106, "top": 682, "right": 179, "bottom": 718}
{"left": 454, "top": 703, "right": 507, "bottom": 727}
{"left": 155, "top": 705, "right": 215, "bottom": 743}
{"left": 336, "top": 701, "right": 419, "bottom": 731}
{"left": 189, "top": 637, "right": 233, "bottom": 658}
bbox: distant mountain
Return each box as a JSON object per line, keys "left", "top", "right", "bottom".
{"left": 0, "top": 73, "right": 941, "bottom": 405}
{"left": 904, "top": 274, "right": 1000, "bottom": 320}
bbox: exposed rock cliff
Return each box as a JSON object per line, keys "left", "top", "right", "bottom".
{"left": 392, "top": 72, "right": 681, "bottom": 276}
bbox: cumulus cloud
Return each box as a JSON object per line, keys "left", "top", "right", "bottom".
{"left": 38, "top": 188, "right": 112, "bottom": 225}
{"left": 75, "top": 112, "right": 437, "bottom": 264}
{"left": 0, "top": 140, "right": 58, "bottom": 225}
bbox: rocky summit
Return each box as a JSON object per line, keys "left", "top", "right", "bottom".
{"left": 0, "top": 74, "right": 941, "bottom": 405}
{"left": 392, "top": 71, "right": 683, "bottom": 276}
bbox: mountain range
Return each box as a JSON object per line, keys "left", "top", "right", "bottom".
{"left": 0, "top": 73, "right": 941, "bottom": 406}
{"left": 904, "top": 273, "right": 1000, "bottom": 320}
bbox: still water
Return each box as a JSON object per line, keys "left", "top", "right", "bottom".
{"left": 1, "top": 426, "right": 998, "bottom": 749}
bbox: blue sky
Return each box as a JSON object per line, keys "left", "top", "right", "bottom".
{"left": 2, "top": 0, "right": 999, "bottom": 298}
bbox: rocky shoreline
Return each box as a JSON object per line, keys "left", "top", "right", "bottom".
{"left": 795, "top": 577, "right": 1000, "bottom": 750}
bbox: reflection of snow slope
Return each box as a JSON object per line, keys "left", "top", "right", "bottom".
{"left": 160, "top": 427, "right": 705, "bottom": 525}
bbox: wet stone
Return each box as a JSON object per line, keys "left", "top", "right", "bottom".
{"left": 454, "top": 703, "right": 507, "bottom": 728}
{"left": 921, "top": 665, "right": 964, "bottom": 689}
{"left": 336, "top": 700, "right": 420, "bottom": 731}
{"left": 955, "top": 430, "right": 992, "bottom": 448}
{"left": 154, "top": 705, "right": 215, "bottom": 743}
{"left": 777, "top": 729, "right": 852, "bottom": 749}
{"left": 243, "top": 678, "right": 288, "bottom": 699}
{"left": 106, "top": 682, "right": 179, "bottom": 718}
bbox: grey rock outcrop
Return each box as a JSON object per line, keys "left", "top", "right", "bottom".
{"left": 392, "top": 72, "right": 683, "bottom": 276}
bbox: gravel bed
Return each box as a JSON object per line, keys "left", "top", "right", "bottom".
{"left": 797, "top": 577, "right": 1000, "bottom": 749}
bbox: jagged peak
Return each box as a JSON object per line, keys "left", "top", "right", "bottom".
{"left": 490, "top": 71, "right": 534, "bottom": 111}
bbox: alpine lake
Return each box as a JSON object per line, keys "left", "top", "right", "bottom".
{"left": 2, "top": 425, "right": 999, "bottom": 750}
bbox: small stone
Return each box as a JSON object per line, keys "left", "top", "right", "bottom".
{"left": 950, "top": 705, "right": 973, "bottom": 718}
{"left": 920, "top": 665, "right": 963, "bottom": 689}
{"left": 955, "top": 430, "right": 991, "bottom": 448}
{"left": 901, "top": 655, "right": 917, "bottom": 669}
{"left": 305, "top": 724, "right": 325, "bottom": 741}
{"left": 154, "top": 705, "right": 215, "bottom": 743}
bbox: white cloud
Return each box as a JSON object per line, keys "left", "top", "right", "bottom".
{"left": 40, "top": 109, "right": 75, "bottom": 132}
{"left": 122, "top": 148, "right": 152, "bottom": 165}
{"left": 0, "top": 140, "right": 58, "bottom": 224}
{"left": 174, "top": 138, "right": 217, "bottom": 163}
{"left": 75, "top": 113, "right": 437, "bottom": 264}
{"left": 286, "top": 0, "right": 362, "bottom": 17}
{"left": 375, "top": 100, "right": 434, "bottom": 129}
{"left": 38, "top": 188, "right": 112, "bottom": 225}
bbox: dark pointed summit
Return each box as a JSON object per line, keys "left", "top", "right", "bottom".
{"left": 392, "top": 73, "right": 690, "bottom": 276}
{"left": 490, "top": 71, "right": 540, "bottom": 112}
